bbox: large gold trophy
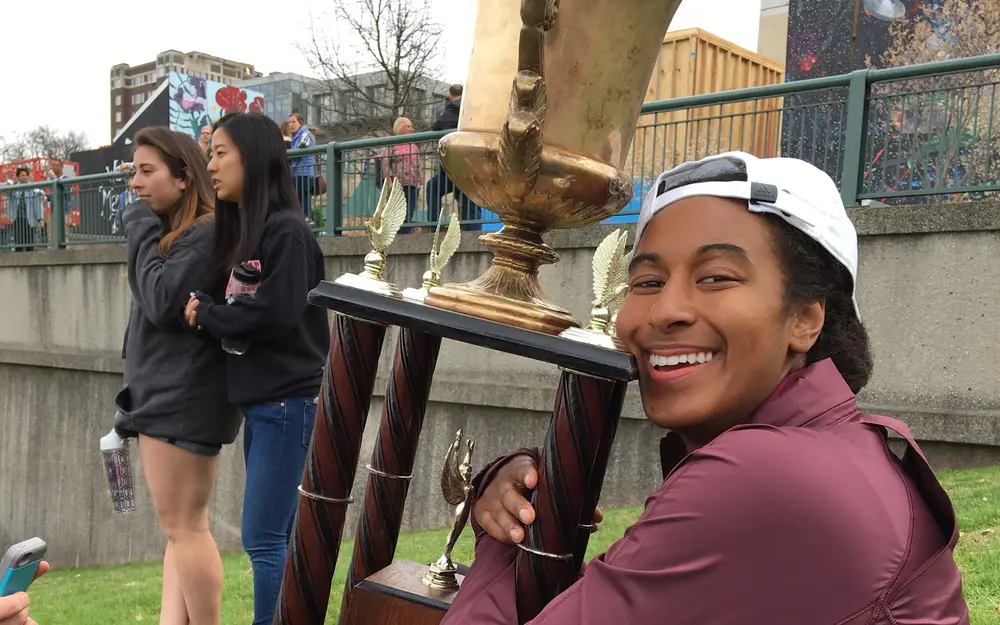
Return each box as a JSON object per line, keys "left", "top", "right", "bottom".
{"left": 278, "top": 2, "right": 679, "bottom": 625}
{"left": 425, "top": 0, "right": 682, "bottom": 335}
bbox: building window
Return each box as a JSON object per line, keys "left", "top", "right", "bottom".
{"left": 115, "top": 111, "right": 122, "bottom": 123}
{"left": 132, "top": 93, "right": 144, "bottom": 105}
{"left": 114, "top": 95, "right": 122, "bottom": 106}
{"left": 211, "top": 63, "right": 221, "bottom": 73}
{"left": 113, "top": 78, "right": 122, "bottom": 89}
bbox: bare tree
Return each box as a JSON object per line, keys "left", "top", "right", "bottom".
{"left": 0, "top": 126, "right": 90, "bottom": 162}
{"left": 0, "top": 135, "right": 28, "bottom": 162}
{"left": 866, "top": 0, "right": 1000, "bottom": 194}
{"left": 303, "top": 0, "right": 445, "bottom": 137}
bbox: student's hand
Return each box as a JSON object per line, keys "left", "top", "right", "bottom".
{"left": 184, "top": 297, "right": 199, "bottom": 328}
{"left": 474, "top": 456, "right": 606, "bottom": 546}
{"left": 0, "top": 560, "right": 49, "bottom": 625}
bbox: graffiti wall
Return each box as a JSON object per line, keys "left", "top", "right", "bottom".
{"left": 168, "top": 72, "right": 265, "bottom": 140}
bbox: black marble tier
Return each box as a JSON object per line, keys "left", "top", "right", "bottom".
{"left": 308, "top": 281, "right": 637, "bottom": 382}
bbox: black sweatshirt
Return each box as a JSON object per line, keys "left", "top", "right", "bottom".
{"left": 194, "top": 209, "right": 330, "bottom": 406}
{"left": 116, "top": 201, "right": 241, "bottom": 445}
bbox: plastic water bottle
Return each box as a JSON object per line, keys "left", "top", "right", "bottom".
{"left": 100, "top": 427, "right": 136, "bottom": 514}
{"left": 222, "top": 262, "right": 261, "bottom": 356}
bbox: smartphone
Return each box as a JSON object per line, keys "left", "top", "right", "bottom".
{"left": 0, "top": 538, "right": 47, "bottom": 597}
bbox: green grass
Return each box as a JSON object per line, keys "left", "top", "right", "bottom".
{"left": 28, "top": 466, "right": 1000, "bottom": 624}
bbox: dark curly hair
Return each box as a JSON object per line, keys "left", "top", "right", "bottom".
{"left": 765, "top": 215, "right": 873, "bottom": 393}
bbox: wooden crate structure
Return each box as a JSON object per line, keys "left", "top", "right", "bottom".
{"left": 627, "top": 28, "right": 786, "bottom": 182}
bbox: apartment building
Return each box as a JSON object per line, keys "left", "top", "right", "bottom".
{"left": 109, "top": 50, "right": 261, "bottom": 140}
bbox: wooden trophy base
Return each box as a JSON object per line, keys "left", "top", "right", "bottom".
{"left": 343, "top": 560, "right": 466, "bottom": 625}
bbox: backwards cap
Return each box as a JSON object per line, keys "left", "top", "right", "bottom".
{"left": 635, "top": 151, "right": 860, "bottom": 319}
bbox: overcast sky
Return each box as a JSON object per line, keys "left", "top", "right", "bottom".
{"left": 1, "top": 0, "right": 761, "bottom": 149}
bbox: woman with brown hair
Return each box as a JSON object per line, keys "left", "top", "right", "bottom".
{"left": 113, "top": 127, "right": 240, "bottom": 625}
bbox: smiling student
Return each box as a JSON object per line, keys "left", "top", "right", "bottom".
{"left": 441, "top": 153, "right": 970, "bottom": 625}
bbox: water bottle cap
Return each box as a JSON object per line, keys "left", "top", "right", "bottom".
{"left": 232, "top": 262, "right": 262, "bottom": 285}
{"left": 100, "top": 429, "right": 127, "bottom": 451}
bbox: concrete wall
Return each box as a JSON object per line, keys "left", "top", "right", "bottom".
{"left": 2, "top": 202, "right": 999, "bottom": 568}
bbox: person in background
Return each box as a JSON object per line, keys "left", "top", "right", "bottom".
{"left": 198, "top": 124, "right": 213, "bottom": 161}
{"left": 425, "top": 84, "right": 482, "bottom": 230}
{"left": 287, "top": 112, "right": 317, "bottom": 223}
{"left": 2, "top": 167, "right": 46, "bottom": 251}
{"left": 114, "top": 127, "right": 241, "bottom": 625}
{"left": 381, "top": 117, "right": 424, "bottom": 232}
{"left": 443, "top": 152, "right": 969, "bottom": 625}
{"left": 0, "top": 561, "right": 48, "bottom": 625}
{"left": 45, "top": 160, "right": 70, "bottom": 216}
{"left": 278, "top": 121, "right": 293, "bottom": 150}
{"left": 185, "top": 112, "right": 330, "bottom": 625}
{"left": 432, "top": 83, "right": 463, "bottom": 131}
{"left": 113, "top": 163, "right": 138, "bottom": 236}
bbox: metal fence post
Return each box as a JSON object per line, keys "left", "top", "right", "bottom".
{"left": 840, "top": 69, "right": 872, "bottom": 207}
{"left": 328, "top": 142, "right": 343, "bottom": 235}
{"left": 50, "top": 180, "right": 64, "bottom": 249}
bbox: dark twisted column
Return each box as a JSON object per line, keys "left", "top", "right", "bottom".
{"left": 274, "top": 314, "right": 387, "bottom": 625}
{"left": 338, "top": 328, "right": 443, "bottom": 623}
{"left": 571, "top": 380, "right": 627, "bottom": 573}
{"left": 514, "top": 371, "right": 622, "bottom": 624}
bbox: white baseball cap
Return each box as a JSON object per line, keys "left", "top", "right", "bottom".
{"left": 634, "top": 151, "right": 860, "bottom": 319}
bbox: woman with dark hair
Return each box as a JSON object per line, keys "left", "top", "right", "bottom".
{"left": 183, "top": 112, "right": 329, "bottom": 625}
{"left": 114, "top": 126, "right": 241, "bottom": 625}
{"left": 442, "top": 153, "right": 969, "bottom": 625}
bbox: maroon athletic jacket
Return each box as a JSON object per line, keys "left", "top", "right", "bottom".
{"left": 442, "top": 359, "right": 969, "bottom": 625}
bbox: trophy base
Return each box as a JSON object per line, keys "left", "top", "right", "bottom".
{"left": 335, "top": 271, "right": 403, "bottom": 300}
{"left": 558, "top": 326, "right": 625, "bottom": 352}
{"left": 424, "top": 130, "right": 634, "bottom": 336}
{"left": 343, "top": 560, "right": 465, "bottom": 625}
{"left": 421, "top": 562, "right": 460, "bottom": 592}
{"left": 426, "top": 279, "right": 578, "bottom": 336}
{"left": 401, "top": 286, "right": 429, "bottom": 303}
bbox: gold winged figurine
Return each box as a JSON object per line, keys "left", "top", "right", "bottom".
{"left": 334, "top": 177, "right": 408, "bottom": 298}
{"left": 605, "top": 249, "right": 632, "bottom": 337}
{"left": 558, "top": 229, "right": 629, "bottom": 350}
{"left": 402, "top": 206, "right": 462, "bottom": 303}
{"left": 422, "top": 429, "right": 476, "bottom": 592}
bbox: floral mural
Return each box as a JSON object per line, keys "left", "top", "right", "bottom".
{"left": 168, "top": 72, "right": 266, "bottom": 140}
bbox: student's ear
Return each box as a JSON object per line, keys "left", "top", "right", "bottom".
{"left": 789, "top": 299, "right": 824, "bottom": 354}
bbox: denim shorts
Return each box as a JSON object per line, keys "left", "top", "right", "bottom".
{"left": 148, "top": 435, "right": 222, "bottom": 457}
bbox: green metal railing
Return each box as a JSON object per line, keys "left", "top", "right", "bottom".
{"left": 5, "top": 52, "right": 1000, "bottom": 251}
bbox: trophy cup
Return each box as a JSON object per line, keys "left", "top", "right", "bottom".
{"left": 422, "top": 430, "right": 476, "bottom": 592}
{"left": 423, "top": 0, "right": 683, "bottom": 335}
{"left": 277, "top": 1, "right": 681, "bottom": 624}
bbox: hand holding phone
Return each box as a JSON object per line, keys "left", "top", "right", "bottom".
{"left": 0, "top": 538, "right": 47, "bottom": 598}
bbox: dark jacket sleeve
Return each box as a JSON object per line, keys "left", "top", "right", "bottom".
{"left": 195, "top": 227, "right": 312, "bottom": 342}
{"left": 124, "top": 201, "right": 213, "bottom": 330}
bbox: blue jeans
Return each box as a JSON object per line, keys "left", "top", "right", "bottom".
{"left": 241, "top": 396, "right": 317, "bottom": 625}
